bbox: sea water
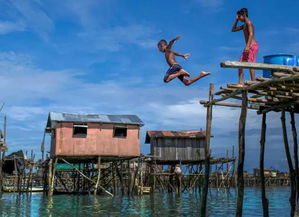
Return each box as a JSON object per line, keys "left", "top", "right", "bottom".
{"left": 0, "top": 187, "right": 290, "bottom": 217}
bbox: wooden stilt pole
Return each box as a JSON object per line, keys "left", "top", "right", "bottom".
{"left": 200, "top": 83, "right": 214, "bottom": 217}
{"left": 94, "top": 156, "right": 101, "bottom": 195}
{"left": 49, "top": 158, "right": 58, "bottom": 196}
{"left": 281, "top": 110, "right": 296, "bottom": 217}
{"left": 127, "top": 160, "right": 132, "bottom": 196}
{"left": 47, "top": 159, "right": 53, "bottom": 195}
{"left": 236, "top": 90, "right": 248, "bottom": 217}
{"left": 290, "top": 111, "right": 299, "bottom": 214}
{"left": 259, "top": 113, "right": 269, "bottom": 217}
{"left": 0, "top": 115, "right": 7, "bottom": 192}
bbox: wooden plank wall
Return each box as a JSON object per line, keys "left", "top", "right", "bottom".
{"left": 151, "top": 137, "right": 205, "bottom": 161}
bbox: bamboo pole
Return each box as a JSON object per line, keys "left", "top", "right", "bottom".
{"left": 259, "top": 113, "right": 269, "bottom": 217}
{"left": 200, "top": 83, "right": 214, "bottom": 217}
{"left": 236, "top": 90, "right": 248, "bottom": 217}
{"left": 281, "top": 111, "right": 296, "bottom": 217}
{"left": 94, "top": 156, "right": 101, "bottom": 195}
{"left": 290, "top": 111, "right": 299, "bottom": 213}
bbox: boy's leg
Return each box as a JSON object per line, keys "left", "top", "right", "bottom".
{"left": 238, "top": 68, "right": 244, "bottom": 85}
{"left": 250, "top": 69, "right": 255, "bottom": 81}
{"left": 164, "top": 70, "right": 190, "bottom": 83}
{"left": 180, "top": 71, "right": 211, "bottom": 86}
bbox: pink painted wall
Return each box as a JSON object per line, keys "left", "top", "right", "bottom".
{"left": 51, "top": 122, "right": 140, "bottom": 157}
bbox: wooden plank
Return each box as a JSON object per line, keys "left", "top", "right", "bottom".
{"left": 221, "top": 61, "right": 299, "bottom": 72}
{"left": 272, "top": 72, "right": 292, "bottom": 78}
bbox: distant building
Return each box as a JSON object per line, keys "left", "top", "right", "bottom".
{"left": 253, "top": 168, "right": 278, "bottom": 178}
{"left": 46, "top": 112, "right": 144, "bottom": 158}
{"left": 145, "top": 131, "right": 206, "bottom": 163}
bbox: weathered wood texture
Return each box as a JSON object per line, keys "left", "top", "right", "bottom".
{"left": 151, "top": 137, "right": 205, "bottom": 162}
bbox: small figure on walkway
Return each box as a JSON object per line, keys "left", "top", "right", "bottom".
{"left": 157, "top": 36, "right": 210, "bottom": 86}
{"left": 232, "top": 8, "right": 259, "bottom": 86}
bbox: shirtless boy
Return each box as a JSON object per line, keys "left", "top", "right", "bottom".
{"left": 157, "top": 36, "right": 210, "bottom": 86}
{"left": 232, "top": 8, "right": 259, "bottom": 85}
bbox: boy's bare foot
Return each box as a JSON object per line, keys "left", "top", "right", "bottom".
{"left": 200, "top": 71, "right": 211, "bottom": 77}
{"left": 235, "top": 83, "right": 244, "bottom": 88}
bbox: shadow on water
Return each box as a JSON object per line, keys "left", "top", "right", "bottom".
{"left": 0, "top": 187, "right": 291, "bottom": 217}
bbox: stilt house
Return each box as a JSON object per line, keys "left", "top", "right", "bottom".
{"left": 46, "top": 112, "right": 144, "bottom": 158}
{"left": 145, "top": 131, "right": 206, "bottom": 163}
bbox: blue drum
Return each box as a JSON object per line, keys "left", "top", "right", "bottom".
{"left": 263, "top": 54, "right": 297, "bottom": 78}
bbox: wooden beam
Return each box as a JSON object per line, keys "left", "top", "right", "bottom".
{"left": 200, "top": 83, "right": 214, "bottom": 217}
{"left": 94, "top": 156, "right": 101, "bottom": 195}
{"left": 200, "top": 100, "right": 242, "bottom": 108}
{"left": 281, "top": 111, "right": 296, "bottom": 216}
{"left": 290, "top": 112, "right": 299, "bottom": 211}
{"left": 221, "top": 61, "right": 299, "bottom": 72}
{"left": 259, "top": 113, "right": 269, "bottom": 217}
{"left": 236, "top": 90, "right": 248, "bottom": 217}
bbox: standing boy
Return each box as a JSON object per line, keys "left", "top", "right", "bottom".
{"left": 157, "top": 36, "right": 210, "bottom": 86}
{"left": 232, "top": 8, "right": 259, "bottom": 86}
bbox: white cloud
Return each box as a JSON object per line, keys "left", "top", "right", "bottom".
{"left": 0, "top": 21, "right": 25, "bottom": 34}
{"left": 8, "top": 0, "right": 54, "bottom": 40}
{"left": 78, "top": 24, "right": 158, "bottom": 52}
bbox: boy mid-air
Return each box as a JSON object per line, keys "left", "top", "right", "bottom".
{"left": 232, "top": 8, "right": 259, "bottom": 86}
{"left": 157, "top": 36, "right": 210, "bottom": 86}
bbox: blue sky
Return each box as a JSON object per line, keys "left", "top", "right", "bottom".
{"left": 0, "top": 0, "right": 298, "bottom": 171}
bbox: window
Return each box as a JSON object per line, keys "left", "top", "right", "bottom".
{"left": 113, "top": 126, "right": 127, "bottom": 138}
{"left": 73, "top": 123, "right": 88, "bottom": 137}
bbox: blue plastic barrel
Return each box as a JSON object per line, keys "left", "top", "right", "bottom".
{"left": 263, "top": 54, "right": 297, "bottom": 78}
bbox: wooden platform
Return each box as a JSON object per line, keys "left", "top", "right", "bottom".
{"left": 200, "top": 61, "right": 299, "bottom": 114}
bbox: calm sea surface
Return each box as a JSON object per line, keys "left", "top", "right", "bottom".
{"left": 0, "top": 187, "right": 290, "bottom": 217}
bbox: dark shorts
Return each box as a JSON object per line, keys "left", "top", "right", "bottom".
{"left": 163, "top": 64, "right": 183, "bottom": 82}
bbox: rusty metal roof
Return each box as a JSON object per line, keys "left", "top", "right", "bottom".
{"left": 46, "top": 112, "right": 144, "bottom": 128}
{"left": 145, "top": 131, "right": 206, "bottom": 143}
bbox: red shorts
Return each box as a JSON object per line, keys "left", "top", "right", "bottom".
{"left": 240, "top": 41, "right": 259, "bottom": 62}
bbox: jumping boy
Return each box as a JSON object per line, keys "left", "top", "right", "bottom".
{"left": 231, "top": 8, "right": 259, "bottom": 86}
{"left": 157, "top": 36, "right": 210, "bottom": 86}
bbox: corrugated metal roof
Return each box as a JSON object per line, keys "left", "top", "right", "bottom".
{"left": 46, "top": 112, "right": 144, "bottom": 128}
{"left": 145, "top": 130, "right": 206, "bottom": 143}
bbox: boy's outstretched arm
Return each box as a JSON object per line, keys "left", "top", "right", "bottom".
{"left": 167, "top": 36, "right": 181, "bottom": 49}
{"left": 173, "top": 51, "right": 190, "bottom": 60}
{"left": 231, "top": 16, "right": 243, "bottom": 32}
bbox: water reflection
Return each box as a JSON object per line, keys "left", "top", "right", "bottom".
{"left": 0, "top": 187, "right": 291, "bottom": 217}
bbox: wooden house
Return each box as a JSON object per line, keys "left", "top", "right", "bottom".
{"left": 145, "top": 131, "right": 206, "bottom": 163}
{"left": 46, "top": 112, "right": 144, "bottom": 158}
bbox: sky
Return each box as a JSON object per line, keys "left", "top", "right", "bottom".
{"left": 0, "top": 0, "right": 298, "bottom": 171}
